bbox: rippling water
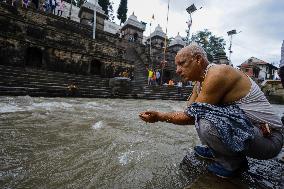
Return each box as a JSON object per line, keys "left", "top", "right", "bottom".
{"left": 0, "top": 96, "right": 283, "bottom": 189}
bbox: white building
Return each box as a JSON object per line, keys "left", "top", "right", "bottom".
{"left": 239, "top": 57, "right": 278, "bottom": 81}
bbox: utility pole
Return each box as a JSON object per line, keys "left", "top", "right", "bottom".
{"left": 68, "top": 0, "right": 73, "bottom": 20}
{"left": 186, "top": 4, "right": 202, "bottom": 45}
{"left": 160, "top": 0, "right": 170, "bottom": 85}
{"left": 93, "top": 0, "right": 98, "bottom": 39}
{"left": 227, "top": 29, "right": 241, "bottom": 65}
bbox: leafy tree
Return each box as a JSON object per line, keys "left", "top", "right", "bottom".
{"left": 65, "top": 0, "right": 78, "bottom": 6}
{"left": 117, "top": 0, "right": 128, "bottom": 25}
{"left": 98, "top": 0, "right": 110, "bottom": 15}
{"left": 108, "top": 1, "right": 115, "bottom": 22}
{"left": 97, "top": 0, "right": 115, "bottom": 21}
{"left": 75, "top": 0, "right": 86, "bottom": 7}
{"left": 190, "top": 29, "right": 226, "bottom": 62}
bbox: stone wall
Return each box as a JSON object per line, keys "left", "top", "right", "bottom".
{"left": 0, "top": 3, "right": 130, "bottom": 76}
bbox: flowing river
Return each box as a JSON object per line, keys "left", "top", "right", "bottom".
{"left": 0, "top": 96, "right": 284, "bottom": 189}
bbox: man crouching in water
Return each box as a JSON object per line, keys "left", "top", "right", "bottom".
{"left": 139, "top": 43, "right": 284, "bottom": 178}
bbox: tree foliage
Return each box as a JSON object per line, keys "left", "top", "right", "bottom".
{"left": 98, "top": 0, "right": 110, "bottom": 15}
{"left": 108, "top": 1, "right": 115, "bottom": 22}
{"left": 65, "top": 0, "right": 79, "bottom": 6}
{"left": 190, "top": 29, "right": 226, "bottom": 62}
{"left": 117, "top": 0, "right": 128, "bottom": 25}
{"left": 76, "top": 0, "right": 86, "bottom": 7}
{"left": 98, "top": 0, "right": 115, "bottom": 21}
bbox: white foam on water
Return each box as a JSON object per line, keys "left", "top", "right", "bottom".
{"left": 84, "top": 102, "right": 112, "bottom": 110}
{"left": 32, "top": 102, "right": 73, "bottom": 110}
{"left": 118, "top": 152, "right": 129, "bottom": 165}
{"left": 118, "top": 151, "right": 135, "bottom": 165}
{"left": 92, "top": 121, "right": 104, "bottom": 130}
{"left": 170, "top": 104, "right": 184, "bottom": 112}
{"left": 0, "top": 104, "right": 23, "bottom": 113}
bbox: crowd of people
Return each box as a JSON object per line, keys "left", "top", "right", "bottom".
{"left": 146, "top": 68, "right": 160, "bottom": 85}
{"left": 6, "top": 0, "right": 66, "bottom": 16}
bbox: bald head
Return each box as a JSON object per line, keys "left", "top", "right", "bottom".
{"left": 177, "top": 42, "right": 207, "bottom": 60}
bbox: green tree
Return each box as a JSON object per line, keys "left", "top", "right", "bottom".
{"left": 108, "top": 1, "right": 115, "bottom": 22}
{"left": 98, "top": 0, "right": 110, "bottom": 15}
{"left": 190, "top": 29, "right": 226, "bottom": 62}
{"left": 65, "top": 0, "right": 78, "bottom": 6}
{"left": 117, "top": 0, "right": 128, "bottom": 25}
{"left": 76, "top": 0, "right": 86, "bottom": 7}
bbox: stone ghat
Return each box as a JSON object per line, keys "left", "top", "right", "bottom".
{"left": 0, "top": 65, "right": 192, "bottom": 101}
{"left": 0, "top": 3, "right": 129, "bottom": 74}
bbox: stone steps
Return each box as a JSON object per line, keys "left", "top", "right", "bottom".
{"left": 0, "top": 64, "right": 192, "bottom": 100}
{"left": 0, "top": 65, "right": 112, "bottom": 98}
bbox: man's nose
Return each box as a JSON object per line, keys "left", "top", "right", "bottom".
{"left": 176, "top": 67, "right": 181, "bottom": 75}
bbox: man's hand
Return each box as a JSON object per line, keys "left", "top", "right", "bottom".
{"left": 139, "top": 111, "right": 160, "bottom": 123}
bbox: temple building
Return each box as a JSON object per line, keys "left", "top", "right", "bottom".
{"left": 280, "top": 40, "right": 284, "bottom": 67}
{"left": 78, "top": 0, "right": 107, "bottom": 30}
{"left": 120, "top": 12, "right": 146, "bottom": 43}
{"left": 212, "top": 50, "right": 229, "bottom": 65}
{"left": 168, "top": 33, "right": 186, "bottom": 52}
{"left": 147, "top": 24, "right": 167, "bottom": 49}
{"left": 238, "top": 57, "right": 278, "bottom": 81}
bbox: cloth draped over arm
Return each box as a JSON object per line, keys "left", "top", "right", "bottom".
{"left": 185, "top": 102, "right": 255, "bottom": 152}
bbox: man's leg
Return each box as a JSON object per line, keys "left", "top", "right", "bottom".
{"left": 244, "top": 127, "right": 283, "bottom": 159}
{"left": 196, "top": 119, "right": 246, "bottom": 171}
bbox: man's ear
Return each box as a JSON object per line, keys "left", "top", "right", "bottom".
{"left": 195, "top": 54, "right": 202, "bottom": 66}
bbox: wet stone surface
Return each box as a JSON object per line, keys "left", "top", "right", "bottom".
{"left": 180, "top": 151, "right": 284, "bottom": 189}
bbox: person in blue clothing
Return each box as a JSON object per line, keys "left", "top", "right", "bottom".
{"left": 139, "top": 43, "right": 283, "bottom": 178}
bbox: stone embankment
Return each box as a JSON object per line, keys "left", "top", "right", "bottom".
{"left": 0, "top": 65, "right": 192, "bottom": 100}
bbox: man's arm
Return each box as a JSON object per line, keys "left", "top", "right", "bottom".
{"left": 139, "top": 111, "right": 194, "bottom": 125}
{"left": 158, "top": 111, "right": 194, "bottom": 125}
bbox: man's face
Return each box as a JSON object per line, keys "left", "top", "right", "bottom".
{"left": 175, "top": 53, "right": 197, "bottom": 81}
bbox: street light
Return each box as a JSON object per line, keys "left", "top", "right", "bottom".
{"left": 68, "top": 0, "right": 73, "bottom": 20}
{"left": 186, "top": 4, "right": 202, "bottom": 45}
{"left": 227, "top": 29, "right": 241, "bottom": 65}
{"left": 93, "top": 0, "right": 98, "bottom": 39}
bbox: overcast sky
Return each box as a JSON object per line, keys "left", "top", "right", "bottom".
{"left": 111, "top": 0, "right": 284, "bottom": 67}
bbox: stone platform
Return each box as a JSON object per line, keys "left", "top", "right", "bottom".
{"left": 181, "top": 150, "right": 284, "bottom": 189}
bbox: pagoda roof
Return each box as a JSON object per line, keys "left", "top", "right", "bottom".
{"left": 169, "top": 33, "right": 186, "bottom": 47}
{"left": 78, "top": 1, "right": 106, "bottom": 17}
{"left": 121, "top": 12, "right": 146, "bottom": 31}
{"left": 149, "top": 24, "right": 166, "bottom": 39}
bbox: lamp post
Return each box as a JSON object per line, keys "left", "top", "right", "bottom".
{"left": 68, "top": 0, "right": 73, "bottom": 20}
{"left": 227, "top": 29, "right": 241, "bottom": 65}
{"left": 160, "top": 0, "right": 170, "bottom": 85}
{"left": 93, "top": 0, "right": 98, "bottom": 39}
{"left": 186, "top": 4, "right": 202, "bottom": 45}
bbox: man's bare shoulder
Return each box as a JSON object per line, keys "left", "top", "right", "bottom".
{"left": 206, "top": 64, "right": 240, "bottom": 82}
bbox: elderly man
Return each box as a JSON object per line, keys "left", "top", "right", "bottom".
{"left": 139, "top": 43, "right": 283, "bottom": 178}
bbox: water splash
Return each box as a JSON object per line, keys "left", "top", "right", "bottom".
{"left": 92, "top": 121, "right": 104, "bottom": 130}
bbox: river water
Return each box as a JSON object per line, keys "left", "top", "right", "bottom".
{"left": 0, "top": 96, "right": 283, "bottom": 189}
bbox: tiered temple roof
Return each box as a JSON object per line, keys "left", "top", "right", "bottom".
{"left": 121, "top": 12, "right": 146, "bottom": 31}
{"left": 79, "top": 0, "right": 106, "bottom": 16}
{"left": 169, "top": 33, "right": 186, "bottom": 47}
{"left": 212, "top": 50, "right": 229, "bottom": 65}
{"left": 149, "top": 24, "right": 166, "bottom": 39}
